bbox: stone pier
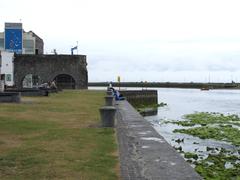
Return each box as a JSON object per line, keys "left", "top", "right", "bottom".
{"left": 116, "top": 100, "right": 202, "bottom": 180}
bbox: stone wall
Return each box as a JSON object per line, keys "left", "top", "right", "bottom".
{"left": 120, "top": 90, "right": 158, "bottom": 107}
{"left": 116, "top": 100, "right": 202, "bottom": 180}
{"left": 0, "top": 92, "right": 21, "bottom": 103}
{"left": 14, "top": 54, "right": 88, "bottom": 89}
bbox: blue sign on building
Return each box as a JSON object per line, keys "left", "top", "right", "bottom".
{"left": 5, "top": 28, "right": 23, "bottom": 54}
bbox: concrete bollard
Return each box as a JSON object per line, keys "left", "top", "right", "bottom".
{"left": 99, "top": 106, "right": 116, "bottom": 127}
{"left": 106, "top": 90, "right": 113, "bottom": 95}
{"left": 105, "top": 95, "right": 114, "bottom": 106}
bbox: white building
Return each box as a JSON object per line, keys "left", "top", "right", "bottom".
{"left": 0, "top": 50, "right": 14, "bottom": 86}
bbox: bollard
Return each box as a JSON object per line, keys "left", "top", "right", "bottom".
{"left": 105, "top": 95, "right": 114, "bottom": 106}
{"left": 106, "top": 90, "right": 113, "bottom": 96}
{"left": 99, "top": 106, "right": 116, "bottom": 127}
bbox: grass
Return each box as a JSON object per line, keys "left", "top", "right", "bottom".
{"left": 0, "top": 90, "right": 119, "bottom": 180}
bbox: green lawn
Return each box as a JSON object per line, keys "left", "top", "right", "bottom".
{"left": 0, "top": 90, "right": 119, "bottom": 179}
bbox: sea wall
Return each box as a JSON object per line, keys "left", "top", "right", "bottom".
{"left": 115, "top": 100, "right": 202, "bottom": 179}
{"left": 89, "top": 82, "right": 240, "bottom": 89}
{"left": 119, "top": 90, "right": 158, "bottom": 107}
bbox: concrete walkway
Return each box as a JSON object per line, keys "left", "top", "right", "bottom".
{"left": 116, "top": 100, "right": 202, "bottom": 180}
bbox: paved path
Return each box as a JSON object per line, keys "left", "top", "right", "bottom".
{"left": 116, "top": 100, "right": 202, "bottom": 180}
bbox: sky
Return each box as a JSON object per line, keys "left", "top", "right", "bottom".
{"left": 1, "top": 0, "right": 240, "bottom": 82}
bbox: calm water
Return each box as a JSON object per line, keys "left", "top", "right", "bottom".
{"left": 89, "top": 86, "right": 240, "bottom": 155}
{"left": 148, "top": 88, "right": 240, "bottom": 120}
{"left": 145, "top": 88, "right": 240, "bottom": 159}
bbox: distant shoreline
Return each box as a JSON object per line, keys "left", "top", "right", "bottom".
{"left": 88, "top": 82, "right": 240, "bottom": 89}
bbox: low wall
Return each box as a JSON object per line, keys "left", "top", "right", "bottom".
{"left": 120, "top": 90, "right": 158, "bottom": 107}
{"left": 0, "top": 80, "right": 4, "bottom": 92}
{"left": 5, "top": 89, "right": 49, "bottom": 96}
{"left": 0, "top": 92, "right": 21, "bottom": 103}
{"left": 116, "top": 100, "right": 202, "bottom": 179}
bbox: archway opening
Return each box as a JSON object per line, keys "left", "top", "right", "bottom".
{"left": 22, "top": 74, "right": 41, "bottom": 88}
{"left": 54, "top": 74, "right": 76, "bottom": 89}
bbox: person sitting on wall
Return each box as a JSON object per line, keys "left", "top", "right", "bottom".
{"left": 50, "top": 80, "right": 57, "bottom": 90}
{"left": 110, "top": 87, "right": 125, "bottom": 101}
{"left": 107, "top": 82, "right": 113, "bottom": 91}
{"left": 39, "top": 82, "right": 49, "bottom": 89}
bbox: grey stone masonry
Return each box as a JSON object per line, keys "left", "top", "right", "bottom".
{"left": 0, "top": 92, "right": 21, "bottom": 103}
{"left": 99, "top": 106, "right": 116, "bottom": 127}
{"left": 116, "top": 100, "right": 202, "bottom": 180}
{"left": 14, "top": 54, "right": 88, "bottom": 89}
{"left": 105, "top": 95, "right": 114, "bottom": 106}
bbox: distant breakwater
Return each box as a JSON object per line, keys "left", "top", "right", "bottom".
{"left": 88, "top": 82, "right": 240, "bottom": 89}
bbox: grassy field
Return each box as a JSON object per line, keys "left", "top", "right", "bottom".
{"left": 0, "top": 90, "right": 119, "bottom": 179}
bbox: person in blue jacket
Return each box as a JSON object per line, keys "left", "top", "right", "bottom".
{"left": 109, "top": 87, "right": 125, "bottom": 100}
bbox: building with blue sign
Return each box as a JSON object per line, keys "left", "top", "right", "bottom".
{"left": 0, "top": 22, "right": 44, "bottom": 54}
{"left": 0, "top": 22, "right": 44, "bottom": 88}
{"left": 5, "top": 23, "right": 23, "bottom": 54}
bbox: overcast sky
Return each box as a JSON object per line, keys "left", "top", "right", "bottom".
{"left": 1, "top": 0, "right": 240, "bottom": 82}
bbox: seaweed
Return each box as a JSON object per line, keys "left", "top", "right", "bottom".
{"left": 171, "top": 112, "right": 240, "bottom": 127}
{"left": 172, "top": 112, "right": 240, "bottom": 146}
{"left": 195, "top": 153, "right": 240, "bottom": 180}
{"left": 170, "top": 112, "right": 240, "bottom": 179}
{"left": 184, "top": 152, "right": 198, "bottom": 160}
{"left": 174, "top": 126, "right": 240, "bottom": 146}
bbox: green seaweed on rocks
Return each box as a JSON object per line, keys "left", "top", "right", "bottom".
{"left": 195, "top": 152, "right": 240, "bottom": 180}
{"left": 172, "top": 112, "right": 240, "bottom": 146}
{"left": 136, "top": 102, "right": 167, "bottom": 109}
{"left": 136, "top": 102, "right": 167, "bottom": 116}
{"left": 174, "top": 126, "right": 240, "bottom": 146}
{"left": 184, "top": 152, "right": 198, "bottom": 160}
{"left": 171, "top": 112, "right": 240, "bottom": 127}
{"left": 170, "top": 112, "right": 240, "bottom": 179}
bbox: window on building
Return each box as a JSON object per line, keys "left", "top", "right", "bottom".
{"left": 6, "top": 74, "right": 11, "bottom": 81}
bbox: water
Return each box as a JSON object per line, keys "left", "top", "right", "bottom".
{"left": 89, "top": 86, "right": 240, "bottom": 158}
{"left": 145, "top": 88, "right": 240, "bottom": 159}
{"left": 147, "top": 88, "right": 240, "bottom": 120}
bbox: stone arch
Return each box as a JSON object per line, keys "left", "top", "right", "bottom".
{"left": 14, "top": 55, "right": 88, "bottom": 89}
{"left": 53, "top": 74, "right": 76, "bottom": 89}
{"left": 21, "top": 74, "right": 41, "bottom": 88}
